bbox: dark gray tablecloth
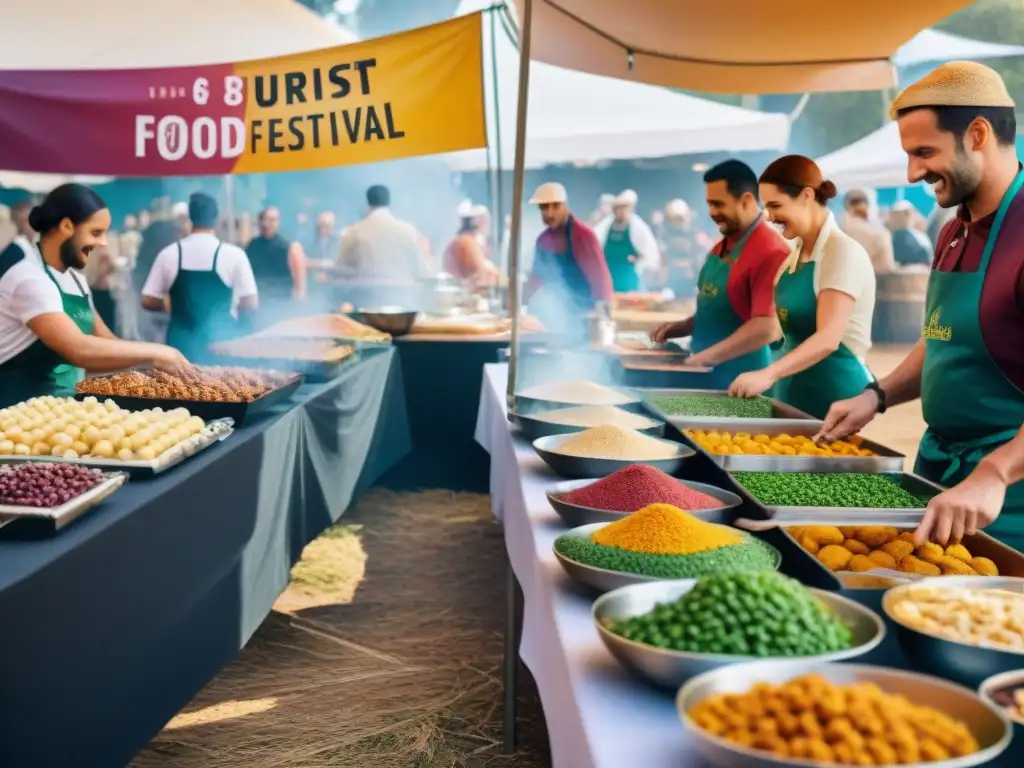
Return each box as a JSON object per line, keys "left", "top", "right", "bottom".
{"left": 0, "top": 347, "right": 410, "bottom": 768}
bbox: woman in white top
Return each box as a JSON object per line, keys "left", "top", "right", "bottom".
{"left": 0, "top": 185, "right": 188, "bottom": 407}
{"left": 729, "top": 155, "right": 876, "bottom": 419}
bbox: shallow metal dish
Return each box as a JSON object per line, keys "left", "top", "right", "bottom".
{"left": 349, "top": 308, "right": 419, "bottom": 337}
{"left": 677, "top": 660, "right": 1012, "bottom": 768}
{"left": 0, "top": 470, "right": 127, "bottom": 532}
{"left": 637, "top": 387, "right": 818, "bottom": 431}
{"left": 546, "top": 478, "right": 741, "bottom": 527}
{"left": 594, "top": 579, "right": 884, "bottom": 690}
{"left": 533, "top": 433, "right": 694, "bottom": 479}
{"left": 514, "top": 387, "right": 644, "bottom": 415}
{"left": 681, "top": 419, "right": 905, "bottom": 473}
{"left": 883, "top": 576, "right": 1024, "bottom": 689}
{"left": 978, "top": 670, "right": 1024, "bottom": 729}
{"left": 553, "top": 522, "right": 780, "bottom": 593}
{"left": 510, "top": 410, "right": 664, "bottom": 442}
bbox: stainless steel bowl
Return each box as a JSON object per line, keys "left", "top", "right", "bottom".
{"left": 553, "top": 522, "right": 780, "bottom": 593}
{"left": 510, "top": 411, "right": 665, "bottom": 442}
{"left": 883, "top": 576, "right": 1024, "bottom": 689}
{"left": 533, "top": 434, "right": 694, "bottom": 479}
{"left": 546, "top": 478, "right": 742, "bottom": 527}
{"left": 594, "top": 580, "right": 885, "bottom": 690}
{"left": 677, "top": 661, "right": 1013, "bottom": 768}
{"left": 349, "top": 308, "right": 419, "bottom": 337}
{"left": 978, "top": 669, "right": 1024, "bottom": 730}
{"left": 513, "top": 387, "right": 644, "bottom": 415}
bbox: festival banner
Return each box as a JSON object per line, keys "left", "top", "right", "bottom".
{"left": 0, "top": 14, "right": 486, "bottom": 177}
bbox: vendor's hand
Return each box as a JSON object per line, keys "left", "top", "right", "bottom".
{"left": 914, "top": 462, "right": 1006, "bottom": 546}
{"left": 813, "top": 391, "right": 880, "bottom": 443}
{"left": 687, "top": 351, "right": 713, "bottom": 367}
{"left": 151, "top": 345, "right": 191, "bottom": 378}
{"left": 728, "top": 369, "right": 776, "bottom": 398}
{"left": 650, "top": 321, "right": 687, "bottom": 345}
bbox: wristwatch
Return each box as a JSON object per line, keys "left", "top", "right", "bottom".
{"left": 864, "top": 381, "right": 887, "bottom": 414}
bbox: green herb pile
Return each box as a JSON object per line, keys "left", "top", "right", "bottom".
{"left": 733, "top": 471, "right": 930, "bottom": 509}
{"left": 648, "top": 395, "right": 773, "bottom": 419}
{"left": 605, "top": 571, "right": 854, "bottom": 656}
{"left": 555, "top": 534, "right": 778, "bottom": 578}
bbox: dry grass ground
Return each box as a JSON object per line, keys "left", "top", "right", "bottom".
{"left": 134, "top": 347, "right": 920, "bottom": 768}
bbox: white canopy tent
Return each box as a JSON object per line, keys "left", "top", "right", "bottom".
{"left": 816, "top": 122, "right": 909, "bottom": 191}
{"left": 0, "top": 0, "right": 357, "bottom": 193}
{"left": 447, "top": 0, "right": 790, "bottom": 172}
{"left": 893, "top": 28, "right": 1024, "bottom": 68}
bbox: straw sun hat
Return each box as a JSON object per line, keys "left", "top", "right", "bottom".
{"left": 890, "top": 61, "right": 1015, "bottom": 119}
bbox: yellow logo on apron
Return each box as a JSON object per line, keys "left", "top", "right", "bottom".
{"left": 777, "top": 307, "right": 789, "bottom": 327}
{"left": 699, "top": 281, "right": 719, "bottom": 298}
{"left": 922, "top": 308, "right": 952, "bottom": 341}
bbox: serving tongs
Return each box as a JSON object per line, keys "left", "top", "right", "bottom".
{"left": 733, "top": 509, "right": 927, "bottom": 532}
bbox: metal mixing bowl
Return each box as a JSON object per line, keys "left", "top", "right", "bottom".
{"left": 677, "top": 661, "right": 1013, "bottom": 768}
{"left": 883, "top": 576, "right": 1024, "bottom": 688}
{"left": 349, "top": 308, "right": 419, "bottom": 337}
{"left": 533, "top": 434, "right": 694, "bottom": 479}
{"left": 513, "top": 387, "right": 644, "bottom": 415}
{"left": 510, "top": 411, "right": 665, "bottom": 442}
{"left": 553, "top": 522, "right": 780, "bottom": 593}
{"left": 546, "top": 478, "right": 741, "bottom": 527}
{"left": 594, "top": 580, "right": 885, "bottom": 690}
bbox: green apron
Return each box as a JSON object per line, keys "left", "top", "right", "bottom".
{"left": 915, "top": 170, "right": 1024, "bottom": 551}
{"left": 603, "top": 223, "right": 640, "bottom": 293}
{"left": 773, "top": 260, "right": 872, "bottom": 419}
{"left": 165, "top": 240, "right": 236, "bottom": 364}
{"left": 0, "top": 262, "right": 94, "bottom": 407}
{"left": 691, "top": 218, "right": 773, "bottom": 390}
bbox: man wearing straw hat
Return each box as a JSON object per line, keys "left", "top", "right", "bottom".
{"left": 523, "top": 182, "right": 612, "bottom": 337}
{"left": 818, "top": 62, "right": 1024, "bottom": 551}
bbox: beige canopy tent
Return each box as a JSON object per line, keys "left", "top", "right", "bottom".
{"left": 504, "top": 0, "right": 975, "bottom": 94}
{"left": 501, "top": 0, "right": 977, "bottom": 402}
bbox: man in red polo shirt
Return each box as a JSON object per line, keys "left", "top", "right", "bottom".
{"left": 651, "top": 160, "right": 790, "bottom": 389}
{"left": 817, "top": 62, "right": 1024, "bottom": 552}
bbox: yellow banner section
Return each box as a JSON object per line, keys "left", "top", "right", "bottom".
{"left": 233, "top": 13, "right": 485, "bottom": 173}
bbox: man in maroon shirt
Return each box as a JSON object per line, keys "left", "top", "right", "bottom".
{"left": 523, "top": 182, "right": 612, "bottom": 336}
{"left": 818, "top": 62, "right": 1024, "bottom": 552}
{"left": 650, "top": 160, "right": 790, "bottom": 389}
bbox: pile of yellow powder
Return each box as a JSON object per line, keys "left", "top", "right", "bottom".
{"left": 519, "top": 380, "right": 634, "bottom": 405}
{"left": 592, "top": 503, "right": 741, "bottom": 555}
{"left": 531, "top": 405, "right": 656, "bottom": 429}
{"left": 552, "top": 425, "right": 680, "bottom": 460}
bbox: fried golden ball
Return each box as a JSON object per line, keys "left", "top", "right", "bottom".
{"left": 970, "top": 556, "right": 999, "bottom": 576}
{"left": 854, "top": 526, "right": 900, "bottom": 548}
{"left": 898, "top": 554, "right": 942, "bottom": 576}
{"left": 945, "top": 543, "right": 973, "bottom": 563}
{"left": 867, "top": 550, "right": 898, "bottom": 570}
{"left": 819, "top": 544, "right": 854, "bottom": 571}
{"left": 843, "top": 538, "right": 871, "bottom": 555}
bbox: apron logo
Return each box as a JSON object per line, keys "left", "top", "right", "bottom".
{"left": 922, "top": 308, "right": 952, "bottom": 342}
{"left": 777, "top": 307, "right": 789, "bottom": 327}
{"left": 698, "top": 282, "right": 719, "bottom": 298}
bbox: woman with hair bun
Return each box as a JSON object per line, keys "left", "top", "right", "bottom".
{"left": 728, "top": 155, "right": 877, "bottom": 418}
{"left": 0, "top": 184, "right": 189, "bottom": 405}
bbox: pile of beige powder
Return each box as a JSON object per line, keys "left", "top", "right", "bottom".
{"left": 552, "top": 425, "right": 681, "bottom": 460}
{"left": 530, "top": 405, "right": 657, "bottom": 430}
{"left": 518, "top": 380, "right": 634, "bottom": 406}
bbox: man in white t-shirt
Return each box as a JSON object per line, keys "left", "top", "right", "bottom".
{"left": 141, "top": 193, "right": 257, "bottom": 362}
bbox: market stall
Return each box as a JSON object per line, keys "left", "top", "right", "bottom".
{"left": 0, "top": 348, "right": 410, "bottom": 767}
{"left": 476, "top": 365, "right": 1021, "bottom": 767}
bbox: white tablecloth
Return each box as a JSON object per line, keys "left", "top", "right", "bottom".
{"left": 475, "top": 363, "right": 709, "bottom": 768}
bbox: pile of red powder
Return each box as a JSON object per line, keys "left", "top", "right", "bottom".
{"left": 562, "top": 464, "right": 721, "bottom": 512}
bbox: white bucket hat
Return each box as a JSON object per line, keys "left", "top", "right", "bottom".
{"left": 665, "top": 199, "right": 690, "bottom": 218}
{"left": 529, "top": 182, "right": 568, "bottom": 205}
{"left": 613, "top": 189, "right": 638, "bottom": 207}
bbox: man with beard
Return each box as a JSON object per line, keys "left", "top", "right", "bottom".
{"left": 816, "top": 62, "right": 1024, "bottom": 551}
{"left": 650, "top": 160, "right": 790, "bottom": 389}
{"left": 0, "top": 184, "right": 187, "bottom": 405}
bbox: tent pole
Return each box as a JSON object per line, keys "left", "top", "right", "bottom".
{"left": 505, "top": 0, "right": 533, "bottom": 410}
{"left": 490, "top": 6, "right": 505, "bottom": 274}
{"left": 223, "top": 175, "right": 237, "bottom": 243}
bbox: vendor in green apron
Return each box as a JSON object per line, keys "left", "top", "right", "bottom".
{"left": 141, "top": 193, "right": 258, "bottom": 363}
{"left": 594, "top": 189, "right": 661, "bottom": 293}
{"left": 728, "top": 155, "right": 877, "bottom": 420}
{"left": 0, "top": 184, "right": 189, "bottom": 408}
{"left": 816, "top": 61, "right": 1024, "bottom": 551}
{"left": 650, "top": 160, "right": 791, "bottom": 389}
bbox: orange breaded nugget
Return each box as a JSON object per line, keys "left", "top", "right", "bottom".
{"left": 867, "top": 550, "right": 898, "bottom": 569}
{"left": 916, "top": 541, "right": 946, "bottom": 565}
{"left": 970, "top": 556, "right": 999, "bottom": 576}
{"left": 881, "top": 539, "right": 914, "bottom": 562}
{"left": 843, "top": 538, "right": 871, "bottom": 555}
{"left": 937, "top": 555, "right": 977, "bottom": 576}
{"left": 944, "top": 543, "right": 973, "bottom": 562}
{"left": 897, "top": 531, "right": 917, "bottom": 544}
{"left": 818, "top": 544, "right": 854, "bottom": 571}
{"left": 848, "top": 554, "right": 877, "bottom": 572}
{"left": 898, "top": 554, "right": 942, "bottom": 576}
{"left": 803, "top": 526, "right": 844, "bottom": 546}
{"left": 800, "top": 536, "right": 821, "bottom": 555}
{"left": 854, "top": 526, "right": 900, "bottom": 547}
{"left": 839, "top": 527, "right": 858, "bottom": 538}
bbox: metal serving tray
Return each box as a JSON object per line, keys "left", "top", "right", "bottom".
{"left": 75, "top": 374, "right": 302, "bottom": 426}
{"left": 0, "top": 471, "right": 127, "bottom": 532}
{"left": 0, "top": 419, "right": 234, "bottom": 477}
{"left": 637, "top": 387, "right": 819, "bottom": 432}
{"left": 679, "top": 418, "right": 906, "bottom": 473}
